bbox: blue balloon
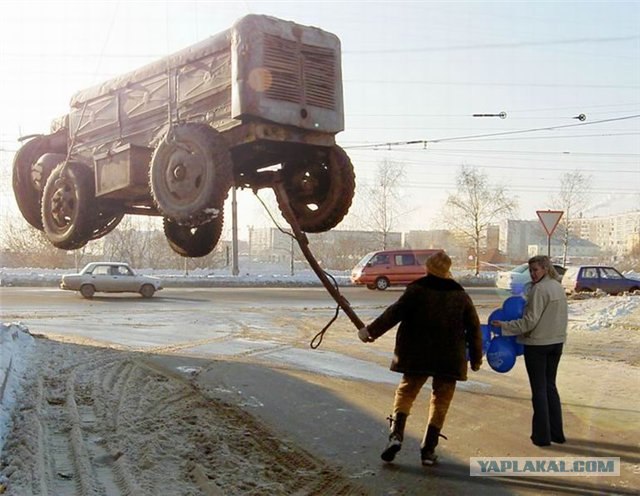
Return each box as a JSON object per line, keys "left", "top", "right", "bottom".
{"left": 480, "top": 324, "right": 491, "bottom": 355}
{"left": 502, "top": 296, "right": 526, "bottom": 320}
{"left": 487, "top": 336, "right": 517, "bottom": 373}
{"left": 505, "top": 335, "right": 525, "bottom": 356}
{"left": 467, "top": 325, "right": 492, "bottom": 361}
{"left": 488, "top": 308, "right": 505, "bottom": 336}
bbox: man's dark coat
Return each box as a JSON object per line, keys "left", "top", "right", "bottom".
{"left": 367, "top": 274, "right": 482, "bottom": 381}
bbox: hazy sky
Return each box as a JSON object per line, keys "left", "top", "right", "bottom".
{"left": 1, "top": 0, "right": 638, "bottom": 239}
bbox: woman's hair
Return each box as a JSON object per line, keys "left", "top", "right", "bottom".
{"left": 528, "top": 255, "right": 561, "bottom": 281}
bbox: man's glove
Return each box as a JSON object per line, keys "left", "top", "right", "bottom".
{"left": 358, "top": 326, "right": 373, "bottom": 343}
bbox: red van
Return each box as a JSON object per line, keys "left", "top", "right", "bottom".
{"left": 350, "top": 249, "right": 443, "bottom": 290}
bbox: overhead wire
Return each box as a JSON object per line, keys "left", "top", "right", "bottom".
{"left": 344, "top": 114, "right": 640, "bottom": 149}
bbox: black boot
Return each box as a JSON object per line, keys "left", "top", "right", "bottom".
{"left": 420, "top": 424, "right": 447, "bottom": 466}
{"left": 381, "top": 412, "right": 407, "bottom": 462}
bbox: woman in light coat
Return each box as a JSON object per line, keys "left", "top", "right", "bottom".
{"left": 492, "top": 255, "right": 568, "bottom": 446}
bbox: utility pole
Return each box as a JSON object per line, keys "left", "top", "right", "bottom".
{"left": 231, "top": 187, "right": 239, "bottom": 276}
{"left": 290, "top": 235, "right": 294, "bottom": 276}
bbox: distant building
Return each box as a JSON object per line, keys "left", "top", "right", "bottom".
{"left": 572, "top": 211, "right": 640, "bottom": 258}
{"left": 403, "top": 230, "right": 451, "bottom": 250}
{"left": 403, "top": 229, "right": 465, "bottom": 261}
{"left": 499, "top": 219, "right": 548, "bottom": 262}
{"left": 527, "top": 238, "right": 600, "bottom": 263}
{"left": 248, "top": 227, "right": 403, "bottom": 268}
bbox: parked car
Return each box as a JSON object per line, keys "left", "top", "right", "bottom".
{"left": 61, "top": 262, "right": 163, "bottom": 299}
{"left": 350, "top": 249, "right": 443, "bottom": 290}
{"left": 562, "top": 265, "right": 640, "bottom": 295}
{"left": 496, "top": 263, "right": 566, "bottom": 295}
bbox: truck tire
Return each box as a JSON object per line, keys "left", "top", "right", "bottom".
{"left": 41, "top": 162, "right": 96, "bottom": 250}
{"left": 276, "top": 145, "right": 355, "bottom": 233}
{"left": 150, "top": 124, "right": 233, "bottom": 226}
{"left": 163, "top": 214, "right": 224, "bottom": 258}
{"left": 89, "top": 211, "right": 124, "bottom": 241}
{"left": 13, "top": 137, "right": 66, "bottom": 230}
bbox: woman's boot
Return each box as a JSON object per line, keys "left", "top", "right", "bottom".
{"left": 420, "top": 424, "right": 446, "bottom": 466}
{"left": 381, "top": 412, "right": 407, "bottom": 462}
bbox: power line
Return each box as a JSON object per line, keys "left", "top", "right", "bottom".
{"left": 344, "top": 79, "right": 639, "bottom": 90}
{"left": 343, "top": 35, "right": 640, "bottom": 54}
{"left": 347, "top": 147, "right": 640, "bottom": 159}
{"left": 352, "top": 156, "right": 639, "bottom": 175}
{"left": 428, "top": 132, "right": 640, "bottom": 142}
{"left": 344, "top": 114, "right": 640, "bottom": 149}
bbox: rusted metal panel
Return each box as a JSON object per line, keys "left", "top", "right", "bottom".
{"left": 94, "top": 144, "right": 152, "bottom": 198}
{"left": 69, "top": 29, "right": 232, "bottom": 107}
{"left": 69, "top": 93, "right": 119, "bottom": 148}
{"left": 120, "top": 73, "right": 170, "bottom": 138}
{"left": 176, "top": 50, "right": 235, "bottom": 129}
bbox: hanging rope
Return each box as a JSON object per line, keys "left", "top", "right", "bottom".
{"left": 253, "top": 188, "right": 363, "bottom": 349}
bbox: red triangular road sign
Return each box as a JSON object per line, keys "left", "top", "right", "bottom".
{"left": 536, "top": 210, "right": 564, "bottom": 236}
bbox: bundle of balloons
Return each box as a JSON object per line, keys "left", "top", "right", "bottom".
{"left": 467, "top": 295, "right": 527, "bottom": 373}
{"left": 484, "top": 296, "right": 527, "bottom": 373}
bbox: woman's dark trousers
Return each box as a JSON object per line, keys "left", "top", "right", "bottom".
{"left": 523, "top": 343, "right": 565, "bottom": 446}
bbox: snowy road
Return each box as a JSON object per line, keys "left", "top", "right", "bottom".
{"left": 1, "top": 288, "right": 639, "bottom": 495}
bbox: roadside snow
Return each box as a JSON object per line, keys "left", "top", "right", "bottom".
{"left": 569, "top": 293, "right": 640, "bottom": 330}
{"left": 0, "top": 323, "right": 35, "bottom": 455}
{"left": 0, "top": 264, "right": 498, "bottom": 288}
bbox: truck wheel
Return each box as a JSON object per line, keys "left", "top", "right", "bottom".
{"left": 13, "top": 135, "right": 67, "bottom": 230}
{"left": 150, "top": 124, "right": 233, "bottom": 226}
{"left": 41, "top": 162, "right": 95, "bottom": 250}
{"left": 163, "top": 214, "right": 224, "bottom": 258}
{"left": 375, "top": 277, "right": 390, "bottom": 291}
{"left": 89, "top": 211, "right": 124, "bottom": 241}
{"left": 276, "top": 145, "right": 355, "bottom": 233}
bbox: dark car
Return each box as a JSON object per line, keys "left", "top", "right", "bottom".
{"left": 562, "top": 265, "right": 640, "bottom": 295}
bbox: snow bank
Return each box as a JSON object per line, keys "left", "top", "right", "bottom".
{"left": 0, "top": 323, "right": 35, "bottom": 455}
{"left": 0, "top": 266, "right": 495, "bottom": 287}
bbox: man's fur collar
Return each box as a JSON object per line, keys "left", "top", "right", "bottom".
{"left": 412, "top": 274, "right": 464, "bottom": 291}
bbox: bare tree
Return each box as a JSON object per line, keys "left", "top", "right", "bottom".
{"left": 550, "top": 171, "right": 591, "bottom": 266}
{"left": 103, "top": 217, "right": 144, "bottom": 267}
{"left": 444, "top": 166, "right": 517, "bottom": 275}
{"left": 360, "top": 159, "right": 406, "bottom": 249}
{"left": 0, "top": 215, "right": 79, "bottom": 268}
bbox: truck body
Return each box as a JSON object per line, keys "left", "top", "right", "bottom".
{"left": 13, "top": 15, "right": 355, "bottom": 257}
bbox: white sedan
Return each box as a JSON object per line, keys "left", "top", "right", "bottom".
{"left": 61, "top": 262, "right": 163, "bottom": 299}
{"left": 496, "top": 263, "right": 566, "bottom": 295}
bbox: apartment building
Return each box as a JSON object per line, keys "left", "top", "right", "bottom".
{"left": 572, "top": 211, "right": 640, "bottom": 258}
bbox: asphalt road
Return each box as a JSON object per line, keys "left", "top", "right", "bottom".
{"left": 2, "top": 287, "right": 637, "bottom": 495}
{"left": 0, "top": 286, "right": 504, "bottom": 347}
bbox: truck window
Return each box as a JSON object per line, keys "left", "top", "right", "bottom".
{"left": 395, "top": 254, "right": 416, "bottom": 266}
{"left": 370, "top": 254, "right": 390, "bottom": 266}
